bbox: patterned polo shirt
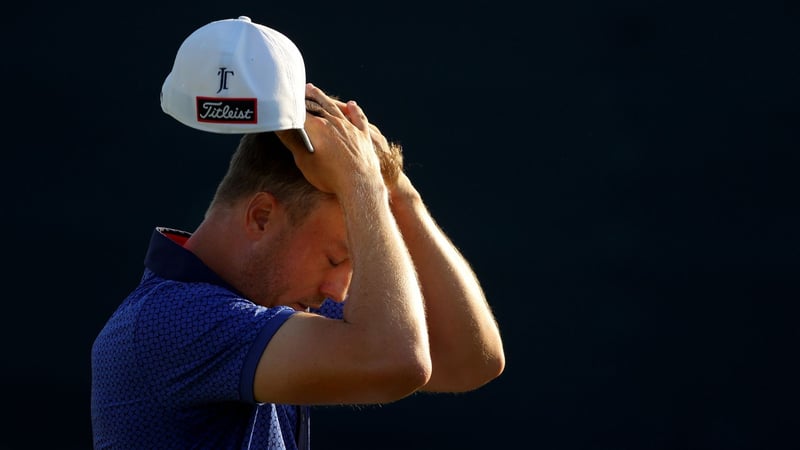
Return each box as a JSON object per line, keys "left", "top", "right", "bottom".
{"left": 91, "top": 227, "right": 342, "bottom": 449}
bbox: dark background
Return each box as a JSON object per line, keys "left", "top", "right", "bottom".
{"left": 3, "top": 1, "right": 798, "bottom": 449}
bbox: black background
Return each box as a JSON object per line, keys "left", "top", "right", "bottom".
{"left": 3, "top": 1, "right": 798, "bottom": 449}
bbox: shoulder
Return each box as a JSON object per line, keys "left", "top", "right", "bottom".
{"left": 137, "top": 279, "right": 288, "bottom": 332}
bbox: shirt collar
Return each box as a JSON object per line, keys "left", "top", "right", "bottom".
{"left": 144, "top": 227, "right": 238, "bottom": 293}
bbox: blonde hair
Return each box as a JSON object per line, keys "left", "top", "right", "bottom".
{"left": 208, "top": 132, "right": 330, "bottom": 224}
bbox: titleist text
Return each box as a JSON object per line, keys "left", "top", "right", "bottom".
{"left": 196, "top": 97, "right": 258, "bottom": 124}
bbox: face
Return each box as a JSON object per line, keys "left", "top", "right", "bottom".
{"left": 244, "top": 198, "right": 352, "bottom": 311}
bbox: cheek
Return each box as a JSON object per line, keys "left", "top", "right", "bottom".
{"left": 257, "top": 248, "right": 317, "bottom": 306}
{"left": 279, "top": 242, "right": 329, "bottom": 291}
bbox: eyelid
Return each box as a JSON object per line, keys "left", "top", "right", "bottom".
{"left": 328, "top": 256, "right": 349, "bottom": 268}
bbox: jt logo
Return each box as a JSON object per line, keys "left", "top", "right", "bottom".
{"left": 216, "top": 67, "right": 234, "bottom": 93}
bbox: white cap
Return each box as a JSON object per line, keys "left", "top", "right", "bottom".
{"left": 160, "top": 16, "right": 313, "bottom": 152}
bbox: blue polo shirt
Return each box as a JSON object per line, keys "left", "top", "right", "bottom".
{"left": 91, "top": 227, "right": 342, "bottom": 449}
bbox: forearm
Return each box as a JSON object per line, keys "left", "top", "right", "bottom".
{"left": 339, "top": 180, "right": 431, "bottom": 380}
{"left": 389, "top": 180, "right": 505, "bottom": 392}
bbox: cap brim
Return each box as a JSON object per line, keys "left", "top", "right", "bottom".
{"left": 297, "top": 129, "right": 314, "bottom": 153}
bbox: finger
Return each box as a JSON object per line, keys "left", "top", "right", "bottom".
{"left": 344, "top": 100, "right": 369, "bottom": 131}
{"left": 305, "top": 83, "right": 346, "bottom": 119}
{"left": 368, "top": 123, "right": 387, "bottom": 143}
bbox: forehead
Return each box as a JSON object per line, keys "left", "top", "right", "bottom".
{"left": 294, "top": 198, "right": 348, "bottom": 250}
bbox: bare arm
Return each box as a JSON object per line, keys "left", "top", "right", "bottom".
{"left": 254, "top": 85, "right": 431, "bottom": 405}
{"left": 390, "top": 174, "right": 506, "bottom": 392}
{"left": 367, "top": 124, "right": 505, "bottom": 392}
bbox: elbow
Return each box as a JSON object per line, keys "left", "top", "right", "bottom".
{"left": 427, "top": 345, "right": 506, "bottom": 393}
{"left": 391, "top": 348, "right": 434, "bottom": 399}
{"left": 458, "top": 350, "right": 506, "bottom": 392}
{"left": 370, "top": 347, "right": 432, "bottom": 403}
{"left": 473, "top": 345, "right": 506, "bottom": 389}
{"left": 395, "top": 356, "right": 434, "bottom": 399}
{"left": 472, "top": 336, "right": 506, "bottom": 389}
{"left": 484, "top": 348, "right": 506, "bottom": 384}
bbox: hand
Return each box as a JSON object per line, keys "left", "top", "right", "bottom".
{"left": 365, "top": 120, "right": 419, "bottom": 206}
{"left": 278, "top": 84, "right": 382, "bottom": 195}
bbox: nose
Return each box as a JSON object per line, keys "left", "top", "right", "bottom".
{"left": 320, "top": 266, "right": 352, "bottom": 303}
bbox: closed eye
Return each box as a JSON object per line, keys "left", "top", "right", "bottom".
{"left": 328, "top": 255, "right": 350, "bottom": 268}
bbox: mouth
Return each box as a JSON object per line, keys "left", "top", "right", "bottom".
{"left": 290, "top": 303, "right": 310, "bottom": 312}
{"left": 288, "top": 296, "right": 327, "bottom": 312}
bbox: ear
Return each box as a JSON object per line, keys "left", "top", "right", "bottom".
{"left": 244, "top": 192, "right": 278, "bottom": 238}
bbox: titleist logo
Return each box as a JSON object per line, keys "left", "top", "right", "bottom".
{"left": 196, "top": 97, "right": 258, "bottom": 124}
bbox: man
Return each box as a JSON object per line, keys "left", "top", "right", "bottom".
{"left": 91, "top": 16, "right": 504, "bottom": 449}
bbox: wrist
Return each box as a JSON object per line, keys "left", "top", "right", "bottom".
{"left": 389, "top": 175, "right": 422, "bottom": 212}
{"left": 339, "top": 176, "right": 390, "bottom": 208}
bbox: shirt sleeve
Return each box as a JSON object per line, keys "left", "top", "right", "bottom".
{"left": 133, "top": 281, "right": 296, "bottom": 408}
{"left": 310, "top": 298, "right": 344, "bottom": 319}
